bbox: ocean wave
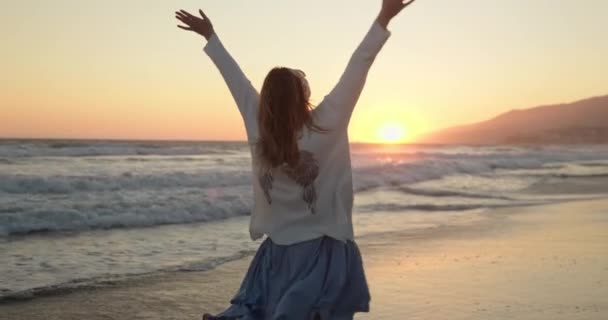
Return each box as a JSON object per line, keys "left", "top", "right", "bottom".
{"left": 0, "top": 171, "right": 251, "bottom": 194}
{"left": 352, "top": 155, "right": 541, "bottom": 192}
{"left": 123, "top": 156, "right": 215, "bottom": 162}
{"left": 351, "top": 148, "right": 608, "bottom": 192}
{"left": 3, "top": 143, "right": 608, "bottom": 237}
{"left": 395, "top": 186, "right": 514, "bottom": 200}
{"left": 356, "top": 202, "right": 531, "bottom": 213}
{"left": 0, "top": 188, "right": 252, "bottom": 237}
{"left": 0, "top": 153, "right": 560, "bottom": 196}
{"left": 577, "top": 162, "right": 608, "bottom": 168}
{"left": 0, "top": 140, "right": 250, "bottom": 158}
{"left": 546, "top": 173, "right": 608, "bottom": 178}
{"left": 5, "top": 149, "right": 590, "bottom": 195}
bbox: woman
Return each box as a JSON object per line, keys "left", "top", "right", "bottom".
{"left": 175, "top": 1, "right": 416, "bottom": 319}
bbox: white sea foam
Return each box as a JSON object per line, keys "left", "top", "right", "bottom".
{"left": 0, "top": 171, "right": 252, "bottom": 194}
{"left": 0, "top": 186, "right": 252, "bottom": 236}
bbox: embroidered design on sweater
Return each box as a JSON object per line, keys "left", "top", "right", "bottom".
{"left": 259, "top": 170, "right": 274, "bottom": 205}
{"left": 258, "top": 150, "right": 319, "bottom": 214}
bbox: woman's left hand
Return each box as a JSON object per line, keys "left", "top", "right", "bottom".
{"left": 175, "top": 9, "right": 215, "bottom": 40}
{"left": 377, "top": 0, "right": 417, "bottom": 29}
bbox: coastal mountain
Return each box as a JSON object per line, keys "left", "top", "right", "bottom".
{"left": 417, "top": 95, "right": 608, "bottom": 145}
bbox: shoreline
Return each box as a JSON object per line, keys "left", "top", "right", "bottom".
{"left": 2, "top": 197, "right": 607, "bottom": 319}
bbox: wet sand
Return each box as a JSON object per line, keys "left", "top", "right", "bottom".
{"left": 1, "top": 198, "right": 607, "bottom": 320}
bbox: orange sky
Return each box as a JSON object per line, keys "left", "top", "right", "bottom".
{"left": 1, "top": 0, "right": 607, "bottom": 143}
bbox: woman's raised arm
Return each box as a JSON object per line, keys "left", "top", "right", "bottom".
{"left": 176, "top": 9, "right": 258, "bottom": 131}
{"left": 320, "top": 0, "right": 417, "bottom": 127}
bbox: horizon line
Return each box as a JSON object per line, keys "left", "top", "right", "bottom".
{"left": 0, "top": 136, "right": 437, "bottom": 146}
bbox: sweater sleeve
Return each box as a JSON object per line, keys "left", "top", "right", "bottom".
{"left": 203, "top": 33, "right": 259, "bottom": 133}
{"left": 320, "top": 21, "right": 391, "bottom": 127}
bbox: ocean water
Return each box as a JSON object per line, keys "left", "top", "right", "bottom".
{"left": 1, "top": 139, "right": 608, "bottom": 300}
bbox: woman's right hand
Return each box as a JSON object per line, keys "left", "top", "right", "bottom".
{"left": 377, "top": 0, "right": 417, "bottom": 29}
{"left": 175, "top": 9, "right": 215, "bottom": 40}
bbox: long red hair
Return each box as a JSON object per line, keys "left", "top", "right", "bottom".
{"left": 256, "top": 67, "right": 328, "bottom": 170}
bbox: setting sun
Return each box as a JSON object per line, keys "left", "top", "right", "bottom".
{"left": 377, "top": 123, "right": 407, "bottom": 143}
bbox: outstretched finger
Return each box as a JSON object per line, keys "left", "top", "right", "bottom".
{"left": 180, "top": 10, "right": 196, "bottom": 19}
{"left": 177, "top": 25, "right": 193, "bottom": 31}
{"left": 175, "top": 13, "right": 192, "bottom": 24}
{"left": 175, "top": 16, "right": 190, "bottom": 26}
{"left": 199, "top": 9, "right": 209, "bottom": 20}
{"left": 175, "top": 10, "right": 191, "bottom": 19}
{"left": 402, "top": 0, "right": 417, "bottom": 8}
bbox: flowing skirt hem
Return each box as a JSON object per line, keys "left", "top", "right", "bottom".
{"left": 203, "top": 236, "right": 371, "bottom": 320}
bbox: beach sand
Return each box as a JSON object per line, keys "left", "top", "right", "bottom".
{"left": 1, "top": 198, "right": 607, "bottom": 320}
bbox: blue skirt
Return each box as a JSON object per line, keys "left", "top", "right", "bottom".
{"left": 204, "top": 236, "right": 371, "bottom": 320}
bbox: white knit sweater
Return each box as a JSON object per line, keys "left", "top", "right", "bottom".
{"left": 204, "top": 21, "right": 391, "bottom": 245}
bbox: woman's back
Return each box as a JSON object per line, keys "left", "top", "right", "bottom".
{"left": 203, "top": 22, "right": 391, "bottom": 244}
{"left": 248, "top": 119, "right": 354, "bottom": 244}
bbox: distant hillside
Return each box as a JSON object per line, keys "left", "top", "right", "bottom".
{"left": 417, "top": 95, "right": 608, "bottom": 145}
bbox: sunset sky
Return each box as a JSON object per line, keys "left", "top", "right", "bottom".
{"left": 1, "top": 0, "right": 607, "bottom": 143}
